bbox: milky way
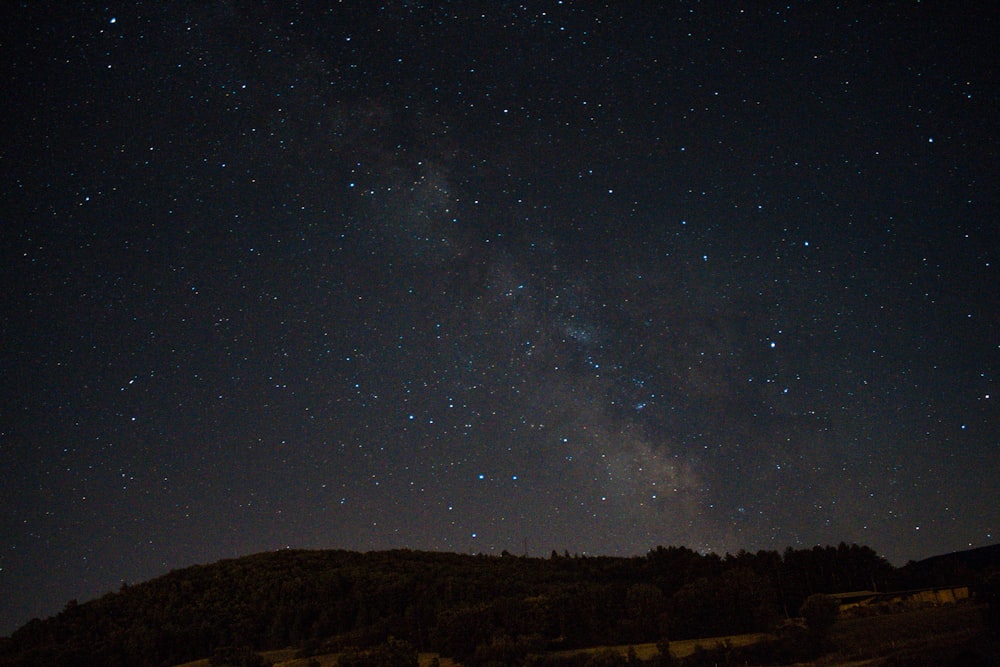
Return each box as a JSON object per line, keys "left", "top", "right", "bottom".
{"left": 1, "top": 1, "right": 997, "bottom": 635}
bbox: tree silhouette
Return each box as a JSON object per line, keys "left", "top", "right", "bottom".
{"left": 800, "top": 593, "right": 839, "bottom": 652}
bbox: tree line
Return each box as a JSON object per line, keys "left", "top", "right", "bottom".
{"left": 0, "top": 542, "right": 990, "bottom": 666}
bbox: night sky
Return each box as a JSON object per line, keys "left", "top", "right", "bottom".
{"left": 2, "top": 1, "right": 997, "bottom": 636}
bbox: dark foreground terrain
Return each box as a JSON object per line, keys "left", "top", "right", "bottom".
{"left": 2, "top": 543, "right": 997, "bottom": 666}
{"left": 172, "top": 602, "right": 998, "bottom": 667}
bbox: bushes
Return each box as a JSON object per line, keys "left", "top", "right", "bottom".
{"left": 209, "top": 645, "right": 271, "bottom": 667}
{"left": 336, "top": 637, "right": 418, "bottom": 667}
{"left": 800, "top": 593, "right": 839, "bottom": 647}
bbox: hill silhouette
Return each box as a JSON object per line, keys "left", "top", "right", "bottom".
{"left": 900, "top": 543, "right": 1000, "bottom": 588}
{"left": 1, "top": 542, "right": 996, "bottom": 666}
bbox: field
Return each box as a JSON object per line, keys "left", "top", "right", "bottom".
{"left": 820, "top": 602, "right": 993, "bottom": 665}
{"left": 559, "top": 603, "right": 995, "bottom": 666}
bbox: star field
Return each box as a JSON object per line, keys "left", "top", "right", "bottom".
{"left": 1, "top": 1, "right": 997, "bottom": 635}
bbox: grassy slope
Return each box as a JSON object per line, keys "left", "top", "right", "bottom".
{"left": 820, "top": 602, "right": 989, "bottom": 665}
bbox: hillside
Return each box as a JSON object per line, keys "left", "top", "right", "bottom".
{"left": 900, "top": 543, "right": 1000, "bottom": 588}
{"left": 1, "top": 543, "right": 996, "bottom": 666}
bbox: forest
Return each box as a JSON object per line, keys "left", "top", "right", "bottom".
{"left": 1, "top": 542, "right": 996, "bottom": 666}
